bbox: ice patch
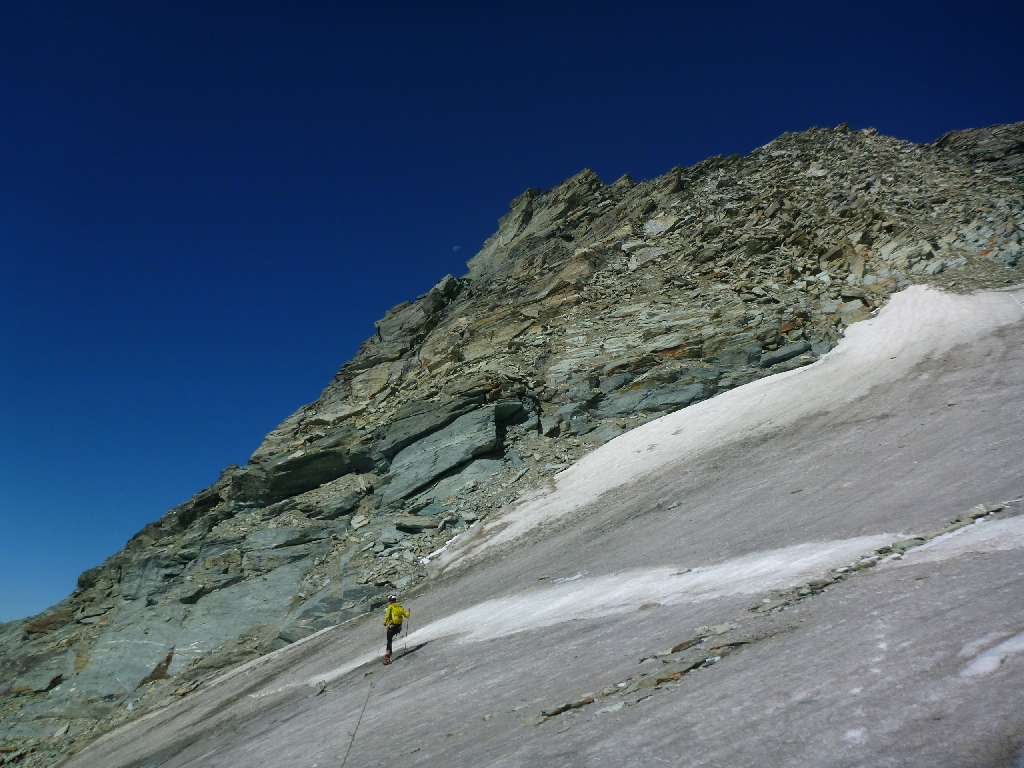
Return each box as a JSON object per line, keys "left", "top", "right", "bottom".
{"left": 843, "top": 727, "right": 867, "bottom": 745}
{"left": 958, "top": 631, "right": 1012, "bottom": 660}
{"left": 421, "top": 527, "right": 470, "bottom": 564}
{"left": 891, "top": 516, "right": 1024, "bottom": 566}
{"left": 302, "top": 651, "right": 379, "bottom": 691}
{"left": 554, "top": 571, "right": 585, "bottom": 583}
{"left": 960, "top": 632, "right": 1024, "bottom": 677}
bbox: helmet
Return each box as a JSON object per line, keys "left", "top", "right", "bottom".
{"left": 388, "top": 594, "right": 397, "bottom": 601}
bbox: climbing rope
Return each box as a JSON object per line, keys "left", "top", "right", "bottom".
{"left": 340, "top": 677, "right": 374, "bottom": 768}
{"left": 341, "top": 611, "right": 406, "bottom": 766}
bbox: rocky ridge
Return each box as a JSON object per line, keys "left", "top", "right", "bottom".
{"left": 1, "top": 121, "right": 1023, "bottom": 766}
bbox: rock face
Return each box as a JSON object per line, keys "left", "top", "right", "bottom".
{"left": 2, "top": 121, "right": 1023, "bottom": 765}
{"left": 381, "top": 407, "right": 498, "bottom": 502}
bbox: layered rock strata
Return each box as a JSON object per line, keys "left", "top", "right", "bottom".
{"left": 1, "top": 121, "right": 1022, "bottom": 766}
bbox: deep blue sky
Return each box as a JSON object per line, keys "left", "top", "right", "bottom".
{"left": 2, "top": 1, "right": 1021, "bottom": 622}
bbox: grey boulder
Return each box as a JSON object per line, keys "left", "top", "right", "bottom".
{"left": 393, "top": 516, "right": 441, "bottom": 533}
{"left": 716, "top": 343, "right": 762, "bottom": 367}
{"left": 381, "top": 407, "right": 498, "bottom": 501}
{"left": 416, "top": 457, "right": 504, "bottom": 504}
{"left": 596, "top": 382, "right": 706, "bottom": 418}
{"left": 261, "top": 426, "right": 373, "bottom": 502}
{"left": 120, "top": 554, "right": 184, "bottom": 602}
{"left": 760, "top": 342, "right": 812, "bottom": 368}
{"left": 371, "top": 396, "right": 481, "bottom": 460}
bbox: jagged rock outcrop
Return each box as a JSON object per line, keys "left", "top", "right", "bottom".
{"left": 2, "top": 121, "right": 1023, "bottom": 766}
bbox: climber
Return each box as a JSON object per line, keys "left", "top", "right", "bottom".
{"left": 382, "top": 594, "right": 410, "bottom": 665}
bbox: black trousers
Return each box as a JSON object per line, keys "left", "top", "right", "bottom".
{"left": 386, "top": 623, "right": 402, "bottom": 654}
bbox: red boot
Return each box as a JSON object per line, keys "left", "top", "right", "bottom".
{"left": 383, "top": 652, "right": 391, "bottom": 665}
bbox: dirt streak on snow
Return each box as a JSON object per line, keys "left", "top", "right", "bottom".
{"left": 308, "top": 533, "right": 892, "bottom": 688}
{"left": 436, "top": 286, "right": 1024, "bottom": 573}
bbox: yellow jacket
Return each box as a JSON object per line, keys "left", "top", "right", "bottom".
{"left": 384, "top": 602, "right": 410, "bottom": 627}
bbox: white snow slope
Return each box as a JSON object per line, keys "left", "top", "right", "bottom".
{"left": 62, "top": 285, "right": 1024, "bottom": 768}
